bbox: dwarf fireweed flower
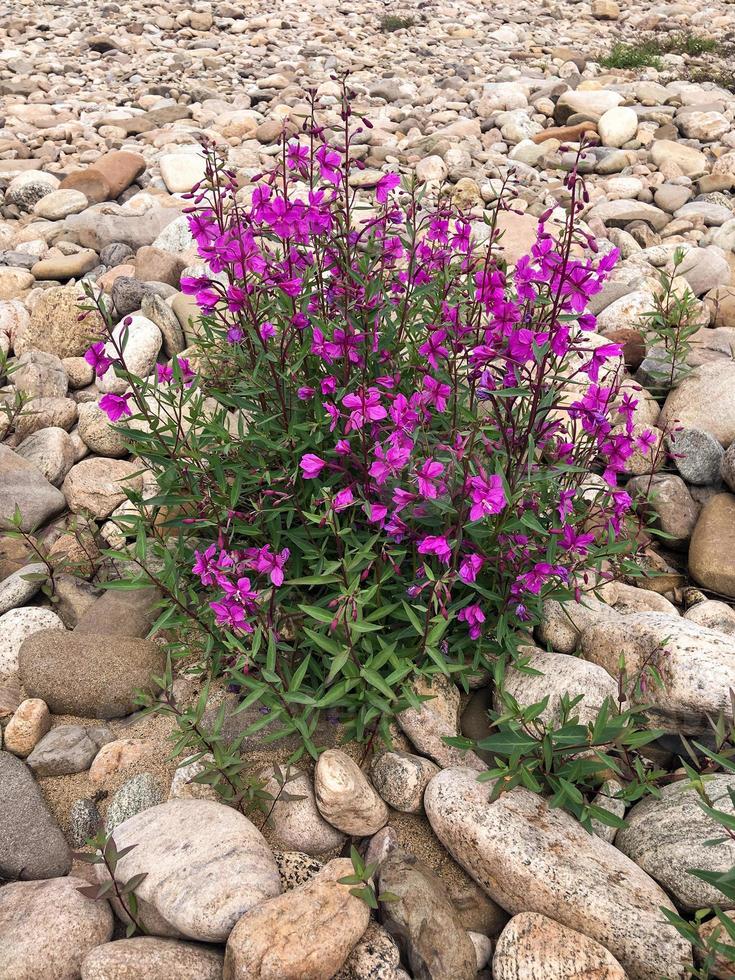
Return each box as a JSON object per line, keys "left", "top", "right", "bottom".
{"left": 85, "top": 341, "right": 113, "bottom": 377}
{"left": 95, "top": 102, "right": 646, "bottom": 754}
{"left": 98, "top": 392, "right": 133, "bottom": 422}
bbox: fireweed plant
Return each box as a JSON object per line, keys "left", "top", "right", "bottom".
{"left": 80, "top": 85, "right": 652, "bottom": 760}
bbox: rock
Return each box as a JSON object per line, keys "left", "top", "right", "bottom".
{"left": 724, "top": 443, "right": 735, "bottom": 492}
{"left": 75, "top": 587, "right": 161, "bottom": 638}
{"left": 134, "top": 246, "right": 185, "bottom": 287}
{"left": 106, "top": 773, "right": 164, "bottom": 831}
{"left": 668, "top": 428, "right": 725, "bottom": 485}
{"left": 65, "top": 208, "right": 182, "bottom": 253}
{"left": 3, "top": 698, "right": 51, "bottom": 757}
{"left": 492, "top": 912, "right": 626, "bottom": 979}
{"left": 26, "top": 724, "right": 100, "bottom": 776}
{"left": 396, "top": 674, "right": 486, "bottom": 770}
{"left": 32, "top": 249, "right": 99, "bottom": 281}
{"left": 62, "top": 458, "right": 144, "bottom": 518}
{"left": 627, "top": 473, "right": 699, "bottom": 549}
{"left": 556, "top": 90, "right": 623, "bottom": 123}
{"left": 617, "top": 776, "right": 735, "bottom": 912}
{"left": 685, "top": 599, "right": 735, "bottom": 635}
{"left": 677, "top": 247, "right": 732, "bottom": 297}
{"left": 60, "top": 151, "right": 146, "bottom": 204}
{"left": 333, "top": 921, "right": 400, "bottom": 980}
{"left": 80, "top": 937, "right": 224, "bottom": 980}
{"left": 424, "top": 768, "right": 691, "bottom": 980}
{"left": 313, "top": 750, "right": 388, "bottom": 837}
{"left": 94, "top": 799, "right": 281, "bottom": 941}
{"left": 496, "top": 647, "right": 618, "bottom": 725}
{"left": 97, "top": 315, "right": 162, "bottom": 394}
{"left": 68, "top": 798, "right": 102, "bottom": 849}
{"left": 16, "top": 427, "right": 76, "bottom": 486}
{"left": 140, "top": 293, "right": 185, "bottom": 357}
{"left": 0, "top": 751, "right": 71, "bottom": 879}
{"left": 159, "top": 153, "right": 207, "bottom": 194}
{"left": 15, "top": 395, "right": 78, "bottom": 439}
{"left": 16, "top": 285, "right": 105, "bottom": 359}
{"left": 89, "top": 738, "right": 147, "bottom": 784}
{"left": 698, "top": 914, "right": 735, "bottom": 979}
{"left": 689, "top": 494, "right": 735, "bottom": 598}
{"left": 588, "top": 199, "right": 669, "bottom": 231}
{"left": 591, "top": 0, "right": 620, "bottom": 17}
{"left": 33, "top": 188, "right": 89, "bottom": 220}
{"left": 0, "top": 877, "right": 113, "bottom": 978}
{"left": 0, "top": 562, "right": 46, "bottom": 615}
{"left": 679, "top": 111, "right": 731, "bottom": 142}
{"left": 12, "top": 350, "right": 68, "bottom": 398}
{"left": 650, "top": 140, "right": 707, "bottom": 179}
{"left": 64, "top": 357, "right": 95, "bottom": 389}
{"left": 378, "top": 849, "right": 476, "bottom": 980}
{"left": 661, "top": 363, "right": 735, "bottom": 447}
{"left": 536, "top": 594, "right": 620, "bottom": 653}
{"left": 274, "top": 850, "right": 325, "bottom": 891}
{"left": 261, "top": 766, "right": 346, "bottom": 854}
{"left": 370, "top": 751, "right": 439, "bottom": 813}
{"left": 77, "top": 401, "right": 130, "bottom": 457}
{"left": 18, "top": 628, "right": 166, "bottom": 718}
{"left": 597, "top": 106, "right": 637, "bottom": 147}
{"left": 579, "top": 612, "right": 735, "bottom": 733}
{"left": 223, "top": 857, "right": 370, "bottom": 979}
{"left": 6, "top": 170, "right": 60, "bottom": 210}
{"left": 0, "top": 267, "right": 34, "bottom": 299}
{"left": 0, "top": 444, "right": 66, "bottom": 531}
{"left": 0, "top": 606, "right": 64, "bottom": 679}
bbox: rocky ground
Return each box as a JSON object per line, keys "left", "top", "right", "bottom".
{"left": 2, "top": 0, "right": 735, "bottom": 976}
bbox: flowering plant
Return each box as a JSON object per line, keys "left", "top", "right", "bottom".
{"left": 82, "top": 83, "right": 648, "bottom": 757}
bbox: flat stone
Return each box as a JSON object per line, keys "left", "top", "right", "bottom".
{"left": 493, "top": 912, "right": 626, "bottom": 979}
{"left": 80, "top": 937, "right": 224, "bottom": 980}
{"left": 660, "top": 362, "right": 735, "bottom": 446}
{"left": 159, "top": 152, "right": 207, "bottom": 193}
{"left": 0, "top": 562, "right": 46, "bottom": 615}
{"left": 424, "top": 768, "right": 692, "bottom": 980}
{"left": 617, "top": 776, "right": 735, "bottom": 912}
{"left": 60, "top": 151, "right": 146, "bottom": 204}
{"left": 25, "top": 724, "right": 99, "bottom": 776}
{"left": 16, "top": 427, "right": 76, "bottom": 486}
{"left": 0, "top": 444, "right": 67, "bottom": 531}
{"left": 15, "top": 284, "right": 105, "bottom": 359}
{"left": 18, "top": 628, "right": 166, "bottom": 718}
{"left": 75, "top": 586, "right": 161, "bottom": 638}
{"left": 33, "top": 188, "right": 89, "bottom": 220}
{"left": 650, "top": 140, "right": 707, "bottom": 178}
{"left": 0, "top": 751, "right": 71, "bottom": 879}
{"left": 579, "top": 611, "right": 735, "bottom": 734}
{"left": 94, "top": 799, "right": 281, "bottom": 941}
{"left": 77, "top": 401, "right": 130, "bottom": 457}
{"left": 667, "top": 428, "right": 725, "bottom": 485}
{"left": 588, "top": 199, "right": 669, "bottom": 231}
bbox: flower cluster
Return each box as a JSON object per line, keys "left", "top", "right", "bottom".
{"left": 87, "top": 86, "right": 648, "bottom": 744}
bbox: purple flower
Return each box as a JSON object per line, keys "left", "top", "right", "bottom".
{"left": 300, "top": 453, "right": 326, "bottom": 479}
{"left": 417, "top": 535, "right": 452, "bottom": 564}
{"left": 333, "top": 487, "right": 354, "bottom": 512}
{"left": 84, "top": 342, "right": 113, "bottom": 377}
{"left": 209, "top": 597, "right": 253, "bottom": 632}
{"left": 468, "top": 474, "right": 506, "bottom": 522}
{"left": 192, "top": 545, "right": 234, "bottom": 586}
{"left": 259, "top": 321, "right": 276, "bottom": 342}
{"left": 98, "top": 392, "right": 132, "bottom": 422}
{"left": 245, "top": 545, "right": 290, "bottom": 587}
{"left": 376, "top": 172, "right": 400, "bottom": 204}
{"left": 297, "top": 386, "right": 315, "bottom": 401}
{"left": 459, "top": 553, "right": 484, "bottom": 584}
{"left": 458, "top": 603, "right": 485, "bottom": 640}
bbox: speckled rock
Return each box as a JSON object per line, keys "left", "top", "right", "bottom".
{"left": 261, "top": 767, "right": 346, "bottom": 854}
{"left": 0, "top": 606, "right": 64, "bottom": 679}
{"left": 105, "top": 773, "right": 165, "bottom": 831}
{"left": 396, "top": 674, "right": 486, "bottom": 770}
{"left": 333, "top": 921, "right": 401, "bottom": 980}
{"left": 535, "top": 594, "right": 621, "bottom": 653}
{"left": 579, "top": 612, "right": 735, "bottom": 734}
{"left": 18, "top": 628, "right": 166, "bottom": 718}
{"left": 81, "top": 937, "right": 224, "bottom": 980}
{"left": 77, "top": 402, "right": 130, "bottom": 457}
{"left": 223, "top": 858, "right": 370, "bottom": 979}
{"left": 370, "top": 751, "right": 439, "bottom": 813}
{"left": 493, "top": 912, "right": 626, "bottom": 979}
{"left": 0, "top": 562, "right": 46, "bottom": 615}
{"left": 273, "top": 850, "right": 325, "bottom": 891}
{"left": 0, "top": 876, "right": 113, "bottom": 980}
{"left": 314, "top": 749, "right": 388, "bottom": 836}
{"left": 62, "top": 458, "right": 144, "bottom": 518}
{"left": 424, "top": 768, "right": 692, "bottom": 980}
{"left": 616, "top": 776, "right": 735, "bottom": 912}
{"left": 0, "top": 444, "right": 67, "bottom": 531}
{"left": 16, "top": 427, "right": 77, "bottom": 486}
{"left": 15, "top": 285, "right": 105, "bottom": 359}
{"left": 685, "top": 599, "right": 735, "bottom": 635}
{"left": 94, "top": 800, "right": 281, "bottom": 941}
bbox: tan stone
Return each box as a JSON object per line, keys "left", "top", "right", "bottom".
{"left": 88, "top": 738, "right": 148, "bottom": 784}
{"left": 81, "top": 937, "right": 224, "bottom": 979}
{"left": 60, "top": 151, "right": 146, "bottom": 204}
{"left": 689, "top": 494, "right": 735, "bottom": 599}
{"left": 532, "top": 122, "right": 597, "bottom": 145}
{"left": 314, "top": 749, "right": 388, "bottom": 836}
{"left": 493, "top": 912, "right": 626, "bottom": 979}
{"left": 223, "top": 858, "right": 370, "bottom": 980}
{"left": 3, "top": 698, "right": 51, "bottom": 757}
